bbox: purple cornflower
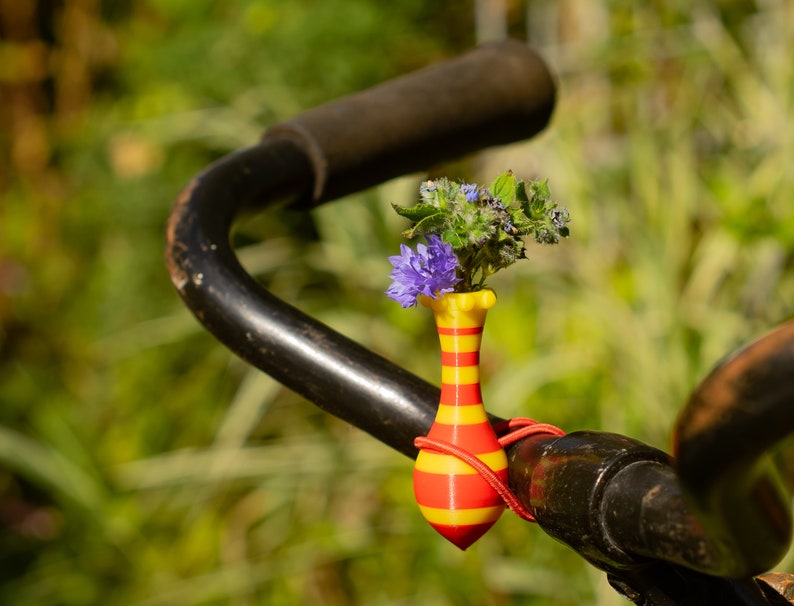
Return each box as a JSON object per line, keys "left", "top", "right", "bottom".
{"left": 385, "top": 235, "right": 461, "bottom": 307}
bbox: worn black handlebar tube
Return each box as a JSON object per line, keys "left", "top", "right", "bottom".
{"left": 166, "top": 140, "right": 443, "bottom": 459}
{"left": 674, "top": 321, "right": 794, "bottom": 579}
{"left": 165, "top": 40, "right": 556, "bottom": 458}
{"left": 507, "top": 432, "right": 787, "bottom": 605}
{"left": 262, "top": 40, "right": 555, "bottom": 208}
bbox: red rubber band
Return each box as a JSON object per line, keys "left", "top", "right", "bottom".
{"left": 414, "top": 417, "right": 565, "bottom": 523}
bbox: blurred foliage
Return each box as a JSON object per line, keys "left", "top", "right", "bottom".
{"left": 0, "top": 0, "right": 792, "bottom": 605}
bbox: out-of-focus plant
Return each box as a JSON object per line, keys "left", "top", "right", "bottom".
{"left": 0, "top": 2, "right": 792, "bottom": 606}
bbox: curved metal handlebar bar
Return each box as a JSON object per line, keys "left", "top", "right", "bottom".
{"left": 674, "top": 321, "right": 794, "bottom": 578}
{"left": 165, "top": 40, "right": 555, "bottom": 458}
{"left": 165, "top": 39, "right": 794, "bottom": 604}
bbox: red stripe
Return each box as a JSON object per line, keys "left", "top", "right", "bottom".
{"left": 414, "top": 469, "right": 507, "bottom": 509}
{"left": 437, "top": 326, "right": 483, "bottom": 336}
{"left": 425, "top": 423, "right": 504, "bottom": 455}
{"left": 440, "top": 383, "right": 482, "bottom": 405}
{"left": 428, "top": 521, "right": 499, "bottom": 551}
{"left": 440, "top": 351, "right": 479, "bottom": 366}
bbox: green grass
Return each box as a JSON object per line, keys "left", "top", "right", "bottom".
{"left": 1, "top": 1, "right": 793, "bottom": 605}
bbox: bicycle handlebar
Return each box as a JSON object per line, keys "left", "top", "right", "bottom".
{"left": 508, "top": 431, "right": 791, "bottom": 604}
{"left": 263, "top": 39, "right": 555, "bottom": 207}
{"left": 165, "top": 40, "right": 555, "bottom": 458}
{"left": 504, "top": 322, "right": 794, "bottom": 583}
{"left": 165, "top": 40, "right": 794, "bottom": 604}
{"left": 674, "top": 321, "right": 794, "bottom": 578}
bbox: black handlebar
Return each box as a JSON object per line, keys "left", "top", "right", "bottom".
{"left": 674, "top": 321, "right": 794, "bottom": 578}
{"left": 165, "top": 40, "right": 794, "bottom": 605}
{"left": 263, "top": 39, "right": 555, "bottom": 207}
{"left": 165, "top": 40, "right": 555, "bottom": 459}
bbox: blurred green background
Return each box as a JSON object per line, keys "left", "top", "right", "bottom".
{"left": 1, "top": 1, "right": 792, "bottom": 604}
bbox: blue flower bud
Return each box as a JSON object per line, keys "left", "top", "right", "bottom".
{"left": 461, "top": 183, "right": 480, "bottom": 202}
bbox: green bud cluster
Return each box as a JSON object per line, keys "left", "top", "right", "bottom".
{"left": 391, "top": 171, "right": 570, "bottom": 292}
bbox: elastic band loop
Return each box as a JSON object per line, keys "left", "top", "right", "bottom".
{"left": 414, "top": 417, "right": 565, "bottom": 523}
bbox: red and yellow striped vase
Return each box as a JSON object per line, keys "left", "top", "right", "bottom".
{"left": 413, "top": 289, "right": 508, "bottom": 550}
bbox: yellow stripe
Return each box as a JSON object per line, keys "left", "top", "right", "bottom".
{"left": 439, "top": 334, "right": 482, "bottom": 353}
{"left": 415, "top": 449, "right": 508, "bottom": 475}
{"left": 433, "top": 307, "right": 486, "bottom": 329}
{"left": 441, "top": 364, "right": 480, "bottom": 385}
{"left": 434, "top": 404, "right": 489, "bottom": 425}
{"left": 421, "top": 290, "right": 496, "bottom": 314}
{"left": 418, "top": 504, "right": 504, "bottom": 526}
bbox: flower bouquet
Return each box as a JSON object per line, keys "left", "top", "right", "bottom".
{"left": 386, "top": 171, "right": 570, "bottom": 549}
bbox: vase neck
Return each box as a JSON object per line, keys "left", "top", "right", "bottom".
{"left": 435, "top": 310, "right": 487, "bottom": 408}
{"left": 421, "top": 291, "right": 496, "bottom": 406}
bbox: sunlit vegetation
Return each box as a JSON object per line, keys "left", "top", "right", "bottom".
{"left": 1, "top": 1, "right": 792, "bottom": 604}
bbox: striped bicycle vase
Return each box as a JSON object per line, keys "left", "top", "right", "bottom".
{"left": 414, "top": 289, "right": 508, "bottom": 550}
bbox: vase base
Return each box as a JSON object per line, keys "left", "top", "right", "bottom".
{"left": 428, "top": 519, "right": 501, "bottom": 551}
{"left": 417, "top": 502, "right": 505, "bottom": 550}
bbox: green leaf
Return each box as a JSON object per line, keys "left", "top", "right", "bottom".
{"left": 489, "top": 170, "right": 516, "bottom": 205}
{"left": 515, "top": 179, "right": 530, "bottom": 203}
{"left": 525, "top": 180, "right": 548, "bottom": 217}
{"left": 509, "top": 207, "right": 532, "bottom": 233}
{"left": 530, "top": 179, "right": 551, "bottom": 205}
{"left": 391, "top": 202, "right": 443, "bottom": 222}
{"left": 402, "top": 211, "right": 447, "bottom": 238}
{"left": 442, "top": 228, "right": 466, "bottom": 248}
